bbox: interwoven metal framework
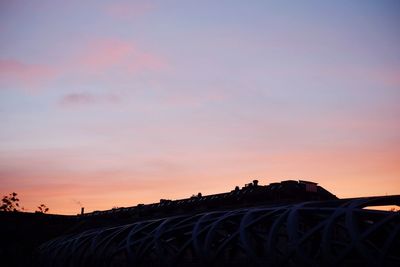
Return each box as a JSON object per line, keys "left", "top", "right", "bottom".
{"left": 37, "top": 196, "right": 400, "bottom": 267}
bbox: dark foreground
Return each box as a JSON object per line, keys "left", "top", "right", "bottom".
{"left": 1, "top": 180, "right": 399, "bottom": 266}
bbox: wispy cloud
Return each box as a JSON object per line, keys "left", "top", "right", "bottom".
{"left": 60, "top": 92, "right": 120, "bottom": 107}
{"left": 77, "top": 38, "right": 167, "bottom": 74}
{"left": 0, "top": 38, "right": 168, "bottom": 91}
{"left": 0, "top": 59, "right": 58, "bottom": 90}
{"left": 78, "top": 39, "right": 135, "bottom": 72}
{"left": 371, "top": 68, "right": 400, "bottom": 87}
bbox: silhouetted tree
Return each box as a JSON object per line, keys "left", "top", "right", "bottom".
{"left": 37, "top": 204, "right": 49, "bottom": 213}
{"left": 0, "top": 192, "right": 20, "bottom": 212}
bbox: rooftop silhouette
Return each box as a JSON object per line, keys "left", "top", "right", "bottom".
{"left": 81, "top": 179, "right": 336, "bottom": 221}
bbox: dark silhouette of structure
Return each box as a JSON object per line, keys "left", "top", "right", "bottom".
{"left": 1, "top": 180, "right": 399, "bottom": 267}
{"left": 37, "top": 195, "right": 400, "bottom": 267}
{"left": 79, "top": 180, "right": 336, "bottom": 223}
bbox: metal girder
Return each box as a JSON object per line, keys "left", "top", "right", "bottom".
{"left": 36, "top": 195, "right": 400, "bottom": 267}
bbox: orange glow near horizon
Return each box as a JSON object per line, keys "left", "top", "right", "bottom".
{"left": 2, "top": 144, "right": 399, "bottom": 215}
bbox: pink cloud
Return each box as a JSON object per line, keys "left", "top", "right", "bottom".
{"left": 77, "top": 38, "right": 168, "bottom": 74}
{"left": 371, "top": 69, "right": 400, "bottom": 87}
{"left": 105, "top": 1, "right": 155, "bottom": 20}
{"left": 79, "top": 39, "right": 135, "bottom": 72}
{"left": 1, "top": 38, "right": 168, "bottom": 91}
{"left": 60, "top": 92, "right": 120, "bottom": 107}
{"left": 0, "top": 59, "right": 58, "bottom": 90}
{"left": 128, "top": 51, "right": 167, "bottom": 72}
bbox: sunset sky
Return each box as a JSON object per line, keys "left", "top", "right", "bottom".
{"left": 1, "top": 0, "right": 399, "bottom": 214}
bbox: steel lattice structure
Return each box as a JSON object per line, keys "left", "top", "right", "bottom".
{"left": 37, "top": 196, "right": 400, "bottom": 267}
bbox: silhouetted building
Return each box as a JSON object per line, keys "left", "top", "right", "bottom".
{"left": 78, "top": 180, "right": 337, "bottom": 222}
